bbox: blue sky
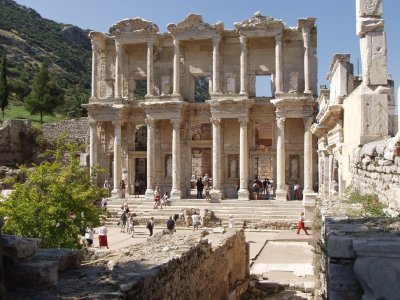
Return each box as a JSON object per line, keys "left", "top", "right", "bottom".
{"left": 15, "top": 0, "right": 400, "bottom": 105}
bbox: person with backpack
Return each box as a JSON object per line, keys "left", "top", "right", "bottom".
{"left": 119, "top": 207, "right": 127, "bottom": 233}
{"left": 252, "top": 180, "right": 260, "bottom": 200}
{"left": 146, "top": 217, "right": 154, "bottom": 236}
{"left": 167, "top": 216, "right": 175, "bottom": 235}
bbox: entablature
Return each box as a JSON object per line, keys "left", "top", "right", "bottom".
{"left": 234, "top": 11, "right": 285, "bottom": 38}
{"left": 271, "top": 93, "right": 316, "bottom": 118}
{"left": 318, "top": 104, "right": 343, "bottom": 128}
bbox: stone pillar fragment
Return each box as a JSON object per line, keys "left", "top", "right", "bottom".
{"left": 114, "top": 42, "right": 121, "bottom": 99}
{"left": 91, "top": 43, "right": 98, "bottom": 98}
{"left": 239, "top": 36, "right": 248, "bottom": 95}
{"left": 173, "top": 39, "right": 180, "bottom": 95}
{"left": 211, "top": 117, "right": 222, "bottom": 201}
{"left": 170, "top": 119, "right": 181, "bottom": 199}
{"left": 145, "top": 117, "right": 155, "bottom": 199}
{"left": 146, "top": 40, "right": 154, "bottom": 96}
{"left": 275, "top": 34, "right": 283, "bottom": 93}
{"left": 89, "top": 119, "right": 98, "bottom": 180}
{"left": 360, "top": 32, "right": 387, "bottom": 85}
{"left": 275, "top": 117, "right": 286, "bottom": 200}
{"left": 111, "top": 121, "right": 122, "bottom": 198}
{"left": 212, "top": 36, "right": 220, "bottom": 94}
{"left": 238, "top": 117, "right": 249, "bottom": 200}
{"left": 303, "top": 117, "right": 313, "bottom": 193}
{"left": 302, "top": 27, "right": 312, "bottom": 94}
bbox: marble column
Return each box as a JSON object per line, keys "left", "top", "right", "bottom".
{"left": 328, "top": 154, "right": 334, "bottom": 195}
{"left": 91, "top": 43, "right": 98, "bottom": 98}
{"left": 89, "top": 119, "right": 98, "bottom": 179}
{"left": 238, "top": 117, "right": 249, "bottom": 200}
{"left": 114, "top": 42, "right": 122, "bottom": 98}
{"left": 146, "top": 40, "right": 154, "bottom": 97}
{"left": 275, "top": 34, "right": 283, "bottom": 93}
{"left": 111, "top": 120, "right": 122, "bottom": 198}
{"left": 275, "top": 117, "right": 286, "bottom": 200}
{"left": 170, "top": 119, "right": 181, "bottom": 199}
{"left": 172, "top": 39, "right": 180, "bottom": 95}
{"left": 145, "top": 117, "right": 155, "bottom": 199}
{"left": 303, "top": 117, "right": 314, "bottom": 194}
{"left": 211, "top": 117, "right": 222, "bottom": 201}
{"left": 302, "top": 27, "right": 312, "bottom": 94}
{"left": 239, "top": 36, "right": 248, "bottom": 95}
{"left": 212, "top": 36, "right": 220, "bottom": 94}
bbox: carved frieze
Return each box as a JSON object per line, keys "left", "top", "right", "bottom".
{"left": 109, "top": 18, "right": 159, "bottom": 36}
{"left": 167, "top": 14, "right": 224, "bottom": 36}
{"left": 235, "top": 11, "right": 284, "bottom": 37}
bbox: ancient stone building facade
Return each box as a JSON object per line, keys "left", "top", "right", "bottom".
{"left": 312, "top": 0, "right": 399, "bottom": 207}
{"left": 85, "top": 12, "right": 318, "bottom": 201}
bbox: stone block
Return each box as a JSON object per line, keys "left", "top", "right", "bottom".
{"left": 360, "top": 93, "right": 388, "bottom": 140}
{"left": 328, "top": 258, "right": 360, "bottom": 292}
{"left": 357, "top": 17, "right": 384, "bottom": 36}
{"left": 327, "top": 235, "right": 355, "bottom": 258}
{"left": 1, "top": 234, "right": 41, "bottom": 262}
{"left": 32, "top": 249, "right": 83, "bottom": 272}
{"left": 356, "top": 0, "right": 383, "bottom": 17}
{"left": 5, "top": 260, "right": 58, "bottom": 289}
{"left": 360, "top": 32, "right": 387, "bottom": 86}
{"left": 213, "top": 227, "right": 226, "bottom": 234}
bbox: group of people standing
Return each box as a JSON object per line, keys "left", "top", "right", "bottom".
{"left": 196, "top": 174, "right": 211, "bottom": 202}
{"left": 249, "top": 177, "right": 273, "bottom": 200}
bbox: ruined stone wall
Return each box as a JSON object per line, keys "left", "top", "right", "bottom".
{"left": 0, "top": 119, "right": 34, "bottom": 166}
{"left": 349, "top": 135, "right": 400, "bottom": 208}
{"left": 127, "top": 230, "right": 248, "bottom": 300}
{"left": 42, "top": 118, "right": 89, "bottom": 145}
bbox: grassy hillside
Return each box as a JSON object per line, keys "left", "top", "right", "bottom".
{"left": 0, "top": 0, "right": 92, "bottom": 105}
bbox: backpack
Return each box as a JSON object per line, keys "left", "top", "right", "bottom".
{"left": 120, "top": 211, "right": 127, "bottom": 221}
{"left": 253, "top": 183, "right": 259, "bottom": 193}
{"left": 167, "top": 219, "right": 174, "bottom": 230}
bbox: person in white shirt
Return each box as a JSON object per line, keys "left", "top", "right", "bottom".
{"left": 84, "top": 227, "right": 94, "bottom": 247}
{"left": 191, "top": 212, "right": 200, "bottom": 231}
{"left": 98, "top": 223, "right": 109, "bottom": 249}
{"left": 228, "top": 215, "right": 235, "bottom": 229}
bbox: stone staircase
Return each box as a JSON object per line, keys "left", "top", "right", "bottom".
{"left": 104, "top": 195, "right": 304, "bottom": 229}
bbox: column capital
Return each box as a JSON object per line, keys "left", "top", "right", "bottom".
{"left": 303, "top": 117, "right": 314, "bottom": 130}
{"left": 238, "top": 117, "right": 249, "bottom": 126}
{"left": 171, "top": 119, "right": 181, "bottom": 130}
{"left": 173, "top": 39, "right": 180, "bottom": 47}
{"left": 276, "top": 117, "right": 286, "bottom": 129}
{"left": 212, "top": 36, "right": 220, "bottom": 46}
{"left": 239, "top": 35, "right": 247, "bottom": 45}
{"left": 275, "top": 33, "right": 283, "bottom": 44}
{"left": 302, "top": 27, "right": 311, "bottom": 46}
{"left": 147, "top": 40, "right": 153, "bottom": 48}
{"left": 210, "top": 117, "right": 221, "bottom": 126}
{"left": 89, "top": 118, "right": 97, "bottom": 127}
{"left": 112, "top": 120, "right": 122, "bottom": 127}
{"left": 146, "top": 116, "right": 155, "bottom": 128}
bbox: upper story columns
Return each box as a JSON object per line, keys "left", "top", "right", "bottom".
{"left": 275, "top": 34, "right": 283, "bottom": 93}
{"left": 172, "top": 39, "right": 181, "bottom": 95}
{"left": 239, "top": 36, "right": 248, "bottom": 95}
{"left": 212, "top": 36, "right": 221, "bottom": 94}
{"left": 299, "top": 18, "right": 316, "bottom": 95}
{"left": 146, "top": 40, "right": 154, "bottom": 97}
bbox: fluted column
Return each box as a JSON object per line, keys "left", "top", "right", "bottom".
{"left": 170, "top": 119, "right": 181, "bottom": 199}
{"left": 89, "top": 119, "right": 98, "bottom": 179}
{"left": 239, "top": 36, "right": 248, "bottom": 95}
{"left": 111, "top": 120, "right": 122, "bottom": 198}
{"left": 275, "top": 34, "right": 283, "bottom": 93}
{"left": 145, "top": 117, "right": 155, "bottom": 199}
{"left": 211, "top": 117, "right": 222, "bottom": 201}
{"left": 172, "top": 39, "right": 180, "bottom": 95}
{"left": 91, "top": 43, "right": 98, "bottom": 98}
{"left": 238, "top": 117, "right": 249, "bottom": 200}
{"left": 275, "top": 117, "right": 286, "bottom": 200}
{"left": 114, "top": 42, "right": 122, "bottom": 98}
{"left": 146, "top": 40, "right": 154, "bottom": 97}
{"left": 302, "top": 27, "right": 312, "bottom": 94}
{"left": 303, "top": 117, "right": 313, "bottom": 193}
{"left": 212, "top": 36, "right": 220, "bottom": 94}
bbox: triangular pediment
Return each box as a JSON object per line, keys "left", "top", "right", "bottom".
{"left": 109, "top": 18, "right": 159, "bottom": 36}
{"left": 167, "top": 13, "right": 224, "bottom": 35}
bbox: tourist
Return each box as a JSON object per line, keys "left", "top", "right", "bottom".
{"left": 204, "top": 173, "right": 210, "bottom": 186}
{"left": 154, "top": 185, "right": 161, "bottom": 209}
{"left": 134, "top": 179, "right": 140, "bottom": 198}
{"left": 296, "top": 212, "right": 309, "bottom": 235}
{"left": 84, "top": 227, "right": 94, "bottom": 247}
{"left": 128, "top": 213, "right": 136, "bottom": 236}
{"left": 146, "top": 217, "right": 154, "bottom": 236}
{"left": 167, "top": 216, "right": 175, "bottom": 235}
{"left": 263, "top": 178, "right": 269, "bottom": 194}
{"left": 101, "top": 197, "right": 107, "bottom": 209}
{"left": 196, "top": 178, "right": 204, "bottom": 199}
{"left": 228, "top": 215, "right": 235, "bottom": 229}
{"left": 119, "top": 207, "right": 127, "bottom": 233}
{"left": 191, "top": 211, "right": 200, "bottom": 231}
{"left": 252, "top": 180, "right": 260, "bottom": 200}
{"left": 294, "top": 182, "right": 301, "bottom": 200}
{"left": 98, "top": 222, "right": 109, "bottom": 249}
{"left": 122, "top": 199, "right": 129, "bottom": 211}
{"left": 120, "top": 179, "right": 126, "bottom": 198}
{"left": 161, "top": 192, "right": 170, "bottom": 207}
{"left": 204, "top": 182, "right": 211, "bottom": 203}
{"left": 103, "top": 180, "right": 111, "bottom": 197}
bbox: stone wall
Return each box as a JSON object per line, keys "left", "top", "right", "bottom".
{"left": 349, "top": 134, "right": 400, "bottom": 208}
{"left": 0, "top": 119, "right": 34, "bottom": 166}
{"left": 42, "top": 118, "right": 89, "bottom": 146}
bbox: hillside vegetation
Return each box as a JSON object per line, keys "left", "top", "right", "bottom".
{"left": 0, "top": 0, "right": 92, "bottom": 107}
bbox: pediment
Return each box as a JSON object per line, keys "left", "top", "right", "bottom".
{"left": 235, "top": 11, "right": 285, "bottom": 34}
{"left": 109, "top": 18, "right": 159, "bottom": 36}
{"left": 167, "top": 13, "right": 224, "bottom": 36}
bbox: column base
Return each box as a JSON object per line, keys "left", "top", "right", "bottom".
{"left": 211, "top": 189, "right": 222, "bottom": 203}
{"left": 275, "top": 189, "right": 287, "bottom": 201}
{"left": 302, "top": 192, "right": 318, "bottom": 223}
{"left": 111, "top": 189, "right": 121, "bottom": 199}
{"left": 170, "top": 189, "right": 181, "bottom": 200}
{"left": 238, "top": 189, "right": 249, "bottom": 200}
{"left": 145, "top": 188, "right": 155, "bottom": 200}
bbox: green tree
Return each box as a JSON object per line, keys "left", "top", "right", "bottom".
{"left": 24, "top": 61, "right": 65, "bottom": 123}
{"left": 65, "top": 92, "right": 89, "bottom": 118}
{"left": 0, "top": 141, "right": 107, "bottom": 249}
{"left": 0, "top": 54, "right": 9, "bottom": 118}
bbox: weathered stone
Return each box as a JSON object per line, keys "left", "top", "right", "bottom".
{"left": 1, "top": 234, "right": 41, "bottom": 262}
{"left": 356, "top": 0, "right": 383, "bottom": 18}
{"left": 32, "top": 249, "right": 83, "bottom": 272}
{"left": 5, "top": 260, "right": 58, "bottom": 289}
{"left": 360, "top": 32, "right": 387, "bottom": 86}
{"left": 327, "top": 235, "right": 355, "bottom": 258}
{"left": 213, "top": 227, "right": 226, "bottom": 234}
